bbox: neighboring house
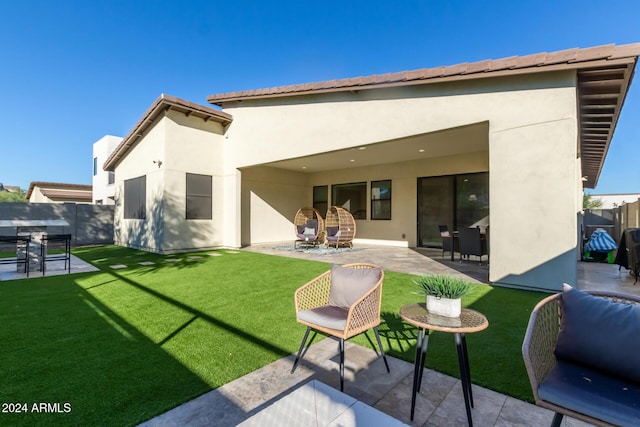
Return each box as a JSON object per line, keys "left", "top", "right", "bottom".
{"left": 104, "top": 43, "right": 640, "bottom": 292}
{"left": 589, "top": 193, "right": 640, "bottom": 209}
{"left": 26, "top": 182, "right": 93, "bottom": 204}
{"left": 92, "top": 135, "right": 122, "bottom": 205}
{"left": 0, "top": 183, "right": 21, "bottom": 193}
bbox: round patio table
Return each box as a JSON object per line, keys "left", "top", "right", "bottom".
{"left": 400, "top": 303, "right": 488, "bottom": 426}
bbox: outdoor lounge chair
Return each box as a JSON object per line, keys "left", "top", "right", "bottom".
{"left": 294, "top": 207, "right": 325, "bottom": 249}
{"left": 291, "top": 263, "right": 390, "bottom": 391}
{"left": 324, "top": 206, "right": 356, "bottom": 248}
{"left": 522, "top": 285, "right": 640, "bottom": 427}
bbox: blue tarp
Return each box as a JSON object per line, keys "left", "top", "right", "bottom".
{"left": 585, "top": 228, "right": 617, "bottom": 252}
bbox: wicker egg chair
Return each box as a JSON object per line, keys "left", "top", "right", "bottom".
{"left": 294, "top": 207, "right": 325, "bottom": 248}
{"left": 324, "top": 206, "right": 356, "bottom": 248}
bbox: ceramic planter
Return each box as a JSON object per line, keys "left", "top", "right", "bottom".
{"left": 426, "top": 295, "right": 461, "bottom": 318}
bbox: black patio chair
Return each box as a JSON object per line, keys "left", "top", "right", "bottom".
{"left": 0, "top": 235, "right": 31, "bottom": 277}
{"left": 40, "top": 234, "right": 72, "bottom": 275}
{"left": 439, "top": 225, "right": 457, "bottom": 258}
{"left": 458, "top": 227, "right": 487, "bottom": 264}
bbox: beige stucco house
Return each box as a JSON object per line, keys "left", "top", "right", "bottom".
{"left": 104, "top": 43, "right": 640, "bottom": 292}
{"left": 26, "top": 181, "right": 93, "bottom": 204}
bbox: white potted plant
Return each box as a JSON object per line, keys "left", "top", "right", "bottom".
{"left": 414, "top": 274, "right": 474, "bottom": 318}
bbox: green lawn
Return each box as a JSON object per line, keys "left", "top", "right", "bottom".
{"left": 0, "top": 245, "right": 548, "bottom": 426}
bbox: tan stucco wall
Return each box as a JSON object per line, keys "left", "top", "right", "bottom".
{"left": 239, "top": 150, "right": 489, "bottom": 247}
{"left": 113, "top": 111, "right": 226, "bottom": 252}
{"left": 240, "top": 166, "right": 309, "bottom": 246}
{"left": 308, "top": 151, "right": 489, "bottom": 247}
{"left": 224, "top": 71, "right": 580, "bottom": 291}
{"left": 28, "top": 187, "right": 48, "bottom": 203}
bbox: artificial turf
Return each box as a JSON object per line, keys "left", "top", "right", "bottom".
{"left": 0, "top": 245, "right": 547, "bottom": 426}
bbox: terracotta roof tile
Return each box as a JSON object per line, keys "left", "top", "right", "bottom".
{"left": 442, "top": 63, "right": 468, "bottom": 76}
{"left": 207, "top": 44, "right": 640, "bottom": 105}
{"left": 513, "top": 52, "right": 548, "bottom": 68}
{"left": 464, "top": 59, "right": 492, "bottom": 74}
{"left": 541, "top": 48, "right": 579, "bottom": 65}
{"left": 571, "top": 44, "right": 615, "bottom": 63}
{"left": 404, "top": 69, "right": 428, "bottom": 80}
{"left": 487, "top": 56, "right": 519, "bottom": 71}
{"left": 421, "top": 66, "right": 446, "bottom": 78}
{"left": 609, "top": 42, "right": 640, "bottom": 59}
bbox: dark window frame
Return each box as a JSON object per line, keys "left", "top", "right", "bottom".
{"left": 331, "top": 182, "right": 367, "bottom": 220}
{"left": 313, "top": 185, "right": 328, "bottom": 217}
{"left": 124, "top": 175, "right": 146, "bottom": 219}
{"left": 186, "top": 173, "right": 213, "bottom": 220}
{"left": 371, "top": 179, "right": 392, "bottom": 220}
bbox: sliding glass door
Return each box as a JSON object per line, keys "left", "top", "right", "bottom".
{"left": 417, "top": 176, "right": 454, "bottom": 247}
{"left": 417, "top": 172, "right": 489, "bottom": 247}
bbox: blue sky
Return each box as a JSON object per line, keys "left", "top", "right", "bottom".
{"left": 1, "top": 0, "right": 638, "bottom": 194}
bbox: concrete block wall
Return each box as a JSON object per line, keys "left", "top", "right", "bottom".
{"left": 0, "top": 203, "right": 114, "bottom": 246}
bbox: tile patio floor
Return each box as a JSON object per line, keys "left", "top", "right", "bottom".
{"left": 141, "top": 243, "right": 639, "bottom": 427}
{"left": 0, "top": 253, "right": 98, "bottom": 280}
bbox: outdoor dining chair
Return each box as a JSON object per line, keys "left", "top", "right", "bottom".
{"left": 0, "top": 235, "right": 31, "bottom": 277}
{"left": 40, "top": 234, "right": 72, "bottom": 275}
{"left": 458, "top": 227, "right": 487, "bottom": 264}
{"left": 438, "top": 225, "right": 457, "bottom": 258}
{"left": 291, "top": 263, "right": 390, "bottom": 391}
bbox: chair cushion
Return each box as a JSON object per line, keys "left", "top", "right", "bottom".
{"left": 328, "top": 264, "right": 381, "bottom": 308}
{"left": 555, "top": 284, "right": 640, "bottom": 383}
{"left": 297, "top": 305, "right": 349, "bottom": 331}
{"left": 303, "top": 227, "right": 316, "bottom": 236}
{"left": 538, "top": 360, "right": 640, "bottom": 427}
{"left": 326, "top": 226, "right": 339, "bottom": 237}
{"left": 297, "top": 225, "right": 306, "bottom": 234}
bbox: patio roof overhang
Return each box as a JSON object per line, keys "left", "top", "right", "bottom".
{"left": 208, "top": 43, "right": 640, "bottom": 189}
{"left": 247, "top": 122, "right": 490, "bottom": 174}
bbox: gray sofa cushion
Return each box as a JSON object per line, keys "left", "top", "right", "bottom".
{"left": 555, "top": 284, "right": 640, "bottom": 383}
{"left": 328, "top": 264, "right": 381, "bottom": 309}
{"left": 297, "top": 306, "right": 349, "bottom": 331}
{"left": 538, "top": 360, "right": 640, "bottom": 427}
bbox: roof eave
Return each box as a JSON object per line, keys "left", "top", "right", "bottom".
{"left": 103, "top": 94, "right": 233, "bottom": 171}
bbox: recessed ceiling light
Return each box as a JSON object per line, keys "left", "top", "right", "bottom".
{"left": 358, "top": 147, "right": 366, "bottom": 150}
{"left": 350, "top": 159, "right": 355, "bottom": 162}
{"left": 302, "top": 166, "right": 307, "bottom": 169}
{"left": 418, "top": 149, "right": 425, "bottom": 153}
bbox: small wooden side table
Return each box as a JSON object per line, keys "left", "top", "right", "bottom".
{"left": 400, "top": 303, "right": 489, "bottom": 426}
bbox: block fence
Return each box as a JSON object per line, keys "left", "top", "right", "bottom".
{"left": 0, "top": 202, "right": 114, "bottom": 247}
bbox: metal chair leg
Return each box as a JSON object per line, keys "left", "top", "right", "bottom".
{"left": 291, "top": 327, "right": 312, "bottom": 374}
{"left": 339, "top": 338, "right": 345, "bottom": 391}
{"left": 551, "top": 412, "right": 564, "bottom": 427}
{"left": 373, "top": 327, "right": 390, "bottom": 373}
